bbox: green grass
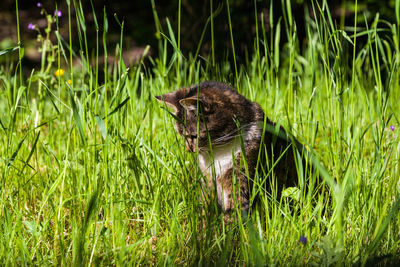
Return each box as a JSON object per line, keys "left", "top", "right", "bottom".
{"left": 1, "top": 0, "right": 400, "bottom": 265}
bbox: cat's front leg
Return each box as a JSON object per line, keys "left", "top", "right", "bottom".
{"left": 218, "top": 167, "right": 250, "bottom": 221}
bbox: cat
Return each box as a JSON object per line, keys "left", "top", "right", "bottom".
{"left": 156, "top": 81, "right": 308, "bottom": 219}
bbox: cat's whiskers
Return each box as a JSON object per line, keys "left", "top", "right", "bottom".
{"left": 212, "top": 135, "right": 242, "bottom": 146}
{"left": 212, "top": 123, "right": 256, "bottom": 144}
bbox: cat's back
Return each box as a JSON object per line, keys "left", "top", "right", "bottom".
{"left": 186, "top": 81, "right": 253, "bottom": 105}
{"left": 191, "top": 81, "right": 265, "bottom": 124}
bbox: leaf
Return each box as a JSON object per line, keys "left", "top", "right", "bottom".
{"left": 114, "top": 13, "right": 122, "bottom": 27}
{"left": 0, "top": 118, "right": 6, "bottom": 131}
{"left": 84, "top": 189, "right": 99, "bottom": 226}
{"left": 105, "top": 96, "right": 130, "bottom": 118}
{"left": 13, "top": 86, "right": 26, "bottom": 112}
{"left": 42, "top": 81, "right": 60, "bottom": 114}
{"left": 95, "top": 116, "right": 107, "bottom": 140}
{"left": 166, "top": 18, "right": 178, "bottom": 49}
{"left": 90, "top": 0, "right": 99, "bottom": 30}
{"left": 76, "top": 1, "right": 86, "bottom": 32}
{"left": 23, "top": 220, "right": 39, "bottom": 236}
{"left": 367, "top": 198, "right": 400, "bottom": 256}
{"left": 274, "top": 18, "right": 281, "bottom": 69}
{"left": 397, "top": 0, "right": 400, "bottom": 25}
{"left": 340, "top": 30, "right": 354, "bottom": 46}
{"left": 285, "top": 0, "right": 293, "bottom": 27}
{"left": 55, "top": 31, "right": 69, "bottom": 67}
{"left": 160, "top": 106, "right": 183, "bottom": 125}
{"left": 74, "top": 187, "right": 99, "bottom": 266}
{"left": 7, "top": 135, "right": 27, "bottom": 170}
{"left": 103, "top": 6, "right": 108, "bottom": 33}
{"left": 21, "top": 131, "right": 41, "bottom": 174}
{"left": 68, "top": 86, "right": 86, "bottom": 144}
{"left": 0, "top": 45, "right": 20, "bottom": 56}
{"left": 282, "top": 187, "right": 301, "bottom": 202}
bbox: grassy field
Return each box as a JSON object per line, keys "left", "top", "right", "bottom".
{"left": 1, "top": 0, "right": 400, "bottom": 265}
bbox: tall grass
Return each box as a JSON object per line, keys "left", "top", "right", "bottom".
{"left": 0, "top": 0, "right": 399, "bottom": 265}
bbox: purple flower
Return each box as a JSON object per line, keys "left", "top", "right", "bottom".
{"left": 299, "top": 236, "right": 307, "bottom": 245}
{"left": 54, "top": 10, "right": 62, "bottom": 17}
{"left": 28, "top": 23, "right": 35, "bottom": 30}
{"left": 37, "top": 2, "right": 42, "bottom": 7}
{"left": 390, "top": 125, "right": 395, "bottom": 131}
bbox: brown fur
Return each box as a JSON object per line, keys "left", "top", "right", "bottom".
{"left": 156, "top": 81, "right": 305, "bottom": 217}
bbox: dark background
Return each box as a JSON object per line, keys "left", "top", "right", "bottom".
{"left": 0, "top": 0, "right": 397, "bottom": 67}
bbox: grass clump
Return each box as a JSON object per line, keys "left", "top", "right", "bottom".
{"left": 0, "top": 0, "right": 400, "bottom": 265}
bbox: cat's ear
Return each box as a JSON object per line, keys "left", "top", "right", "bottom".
{"left": 155, "top": 93, "right": 179, "bottom": 113}
{"left": 179, "top": 96, "right": 210, "bottom": 113}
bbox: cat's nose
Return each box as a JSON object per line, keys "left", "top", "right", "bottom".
{"left": 155, "top": 95, "right": 161, "bottom": 100}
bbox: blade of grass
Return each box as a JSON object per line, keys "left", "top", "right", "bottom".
{"left": 68, "top": 86, "right": 86, "bottom": 145}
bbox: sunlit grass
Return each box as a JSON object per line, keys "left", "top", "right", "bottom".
{"left": 0, "top": 0, "right": 400, "bottom": 265}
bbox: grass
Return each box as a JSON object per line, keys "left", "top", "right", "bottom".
{"left": 1, "top": 0, "right": 400, "bottom": 265}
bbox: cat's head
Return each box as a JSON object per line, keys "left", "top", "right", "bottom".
{"left": 156, "top": 81, "right": 264, "bottom": 152}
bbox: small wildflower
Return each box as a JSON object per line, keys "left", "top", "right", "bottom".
{"left": 67, "top": 79, "right": 72, "bottom": 85}
{"left": 37, "top": 2, "right": 42, "bottom": 7}
{"left": 28, "top": 23, "right": 35, "bottom": 30}
{"left": 54, "top": 69, "right": 65, "bottom": 77}
{"left": 390, "top": 125, "right": 395, "bottom": 131}
{"left": 54, "top": 10, "right": 62, "bottom": 17}
{"left": 299, "top": 236, "right": 307, "bottom": 245}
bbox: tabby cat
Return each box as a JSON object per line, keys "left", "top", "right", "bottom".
{"left": 156, "top": 81, "right": 307, "bottom": 217}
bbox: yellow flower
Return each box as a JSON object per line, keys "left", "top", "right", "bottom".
{"left": 54, "top": 69, "right": 65, "bottom": 77}
{"left": 67, "top": 79, "right": 72, "bottom": 85}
